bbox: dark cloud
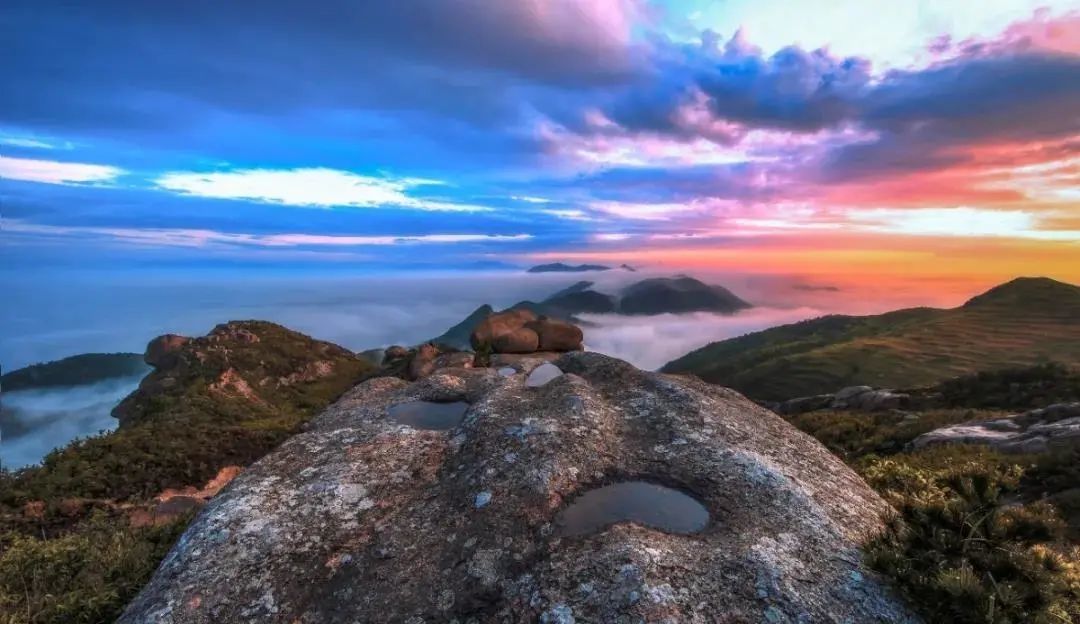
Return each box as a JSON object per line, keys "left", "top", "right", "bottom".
{"left": 1, "top": 0, "right": 644, "bottom": 135}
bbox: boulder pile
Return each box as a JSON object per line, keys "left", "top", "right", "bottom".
{"left": 471, "top": 308, "right": 584, "bottom": 354}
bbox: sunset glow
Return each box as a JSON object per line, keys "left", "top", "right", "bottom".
{"left": 1, "top": 1, "right": 1077, "bottom": 287}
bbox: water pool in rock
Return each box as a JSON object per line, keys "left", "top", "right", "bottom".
{"left": 387, "top": 400, "right": 469, "bottom": 430}
{"left": 554, "top": 481, "right": 709, "bottom": 537}
{"left": 526, "top": 362, "right": 563, "bottom": 387}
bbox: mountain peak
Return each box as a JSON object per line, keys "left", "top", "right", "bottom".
{"left": 963, "top": 277, "right": 1080, "bottom": 309}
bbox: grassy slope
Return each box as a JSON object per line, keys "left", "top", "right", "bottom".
{"left": 662, "top": 277, "right": 1080, "bottom": 400}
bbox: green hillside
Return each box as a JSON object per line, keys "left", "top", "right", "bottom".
{"left": 661, "top": 277, "right": 1080, "bottom": 401}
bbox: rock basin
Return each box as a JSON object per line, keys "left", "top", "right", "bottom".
{"left": 387, "top": 400, "right": 469, "bottom": 430}
{"left": 554, "top": 480, "right": 709, "bottom": 537}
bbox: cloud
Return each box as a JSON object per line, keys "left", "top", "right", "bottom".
{"left": 0, "top": 136, "right": 71, "bottom": 149}
{"left": 539, "top": 208, "right": 595, "bottom": 222}
{"left": 0, "top": 0, "right": 645, "bottom": 137}
{"left": 588, "top": 199, "right": 701, "bottom": 221}
{"left": 1, "top": 219, "right": 532, "bottom": 248}
{"left": 155, "top": 168, "right": 491, "bottom": 212}
{"left": 848, "top": 207, "right": 1080, "bottom": 240}
{"left": 0, "top": 156, "right": 124, "bottom": 185}
{"left": 581, "top": 306, "right": 825, "bottom": 370}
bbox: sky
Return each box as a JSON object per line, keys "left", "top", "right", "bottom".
{"left": 1, "top": 0, "right": 1078, "bottom": 284}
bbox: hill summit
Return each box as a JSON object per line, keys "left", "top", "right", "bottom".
{"left": 662, "top": 277, "right": 1080, "bottom": 401}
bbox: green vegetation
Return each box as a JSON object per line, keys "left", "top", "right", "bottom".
{"left": 0, "top": 513, "right": 188, "bottom": 624}
{"left": 935, "top": 362, "right": 1080, "bottom": 409}
{"left": 779, "top": 374, "right": 1080, "bottom": 622}
{"left": 788, "top": 408, "right": 1010, "bottom": 460}
{"left": 663, "top": 277, "right": 1080, "bottom": 400}
{"left": 1, "top": 353, "right": 148, "bottom": 392}
{"left": 0, "top": 321, "right": 373, "bottom": 624}
{"left": 859, "top": 448, "right": 1080, "bottom": 623}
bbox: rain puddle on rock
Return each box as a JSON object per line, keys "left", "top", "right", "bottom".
{"left": 526, "top": 363, "right": 563, "bottom": 387}
{"left": 387, "top": 401, "right": 469, "bottom": 430}
{"left": 554, "top": 481, "right": 709, "bottom": 537}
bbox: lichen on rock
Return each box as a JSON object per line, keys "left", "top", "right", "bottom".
{"left": 120, "top": 353, "right": 918, "bottom": 623}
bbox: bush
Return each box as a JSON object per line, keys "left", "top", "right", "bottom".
{"left": 0, "top": 514, "right": 189, "bottom": 624}
{"left": 858, "top": 447, "right": 1080, "bottom": 623}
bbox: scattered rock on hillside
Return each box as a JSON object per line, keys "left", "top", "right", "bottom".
{"left": 913, "top": 402, "right": 1080, "bottom": 454}
{"left": 120, "top": 352, "right": 916, "bottom": 623}
{"left": 772, "top": 386, "right": 911, "bottom": 415}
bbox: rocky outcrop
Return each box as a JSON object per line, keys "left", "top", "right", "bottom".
{"left": 113, "top": 321, "right": 371, "bottom": 427}
{"left": 773, "top": 386, "right": 911, "bottom": 415}
{"left": 120, "top": 352, "right": 915, "bottom": 623}
{"left": 912, "top": 402, "right": 1080, "bottom": 454}
{"left": 145, "top": 334, "right": 190, "bottom": 368}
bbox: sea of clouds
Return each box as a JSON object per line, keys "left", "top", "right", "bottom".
{"left": 1, "top": 267, "right": 973, "bottom": 468}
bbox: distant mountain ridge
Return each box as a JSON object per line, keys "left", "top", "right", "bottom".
{"left": 662, "top": 277, "right": 1080, "bottom": 401}
{"left": 526, "top": 262, "right": 613, "bottom": 273}
{"left": 431, "top": 276, "right": 752, "bottom": 348}
{"left": 1, "top": 353, "right": 149, "bottom": 392}
{"left": 525, "top": 262, "right": 637, "bottom": 273}
{"left": 618, "top": 276, "right": 751, "bottom": 315}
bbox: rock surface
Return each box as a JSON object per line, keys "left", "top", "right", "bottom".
{"left": 526, "top": 317, "right": 584, "bottom": 352}
{"left": 121, "top": 352, "right": 915, "bottom": 623}
{"left": 145, "top": 334, "right": 190, "bottom": 368}
{"left": 913, "top": 402, "right": 1080, "bottom": 453}
{"left": 470, "top": 308, "right": 539, "bottom": 351}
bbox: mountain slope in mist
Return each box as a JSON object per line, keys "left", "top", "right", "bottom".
{"left": 2, "top": 353, "right": 147, "bottom": 391}
{"left": 662, "top": 277, "right": 1080, "bottom": 401}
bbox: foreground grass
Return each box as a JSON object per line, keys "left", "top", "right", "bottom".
{"left": 787, "top": 393, "right": 1080, "bottom": 622}
{"left": 0, "top": 514, "right": 188, "bottom": 624}
{"left": 858, "top": 447, "right": 1080, "bottom": 623}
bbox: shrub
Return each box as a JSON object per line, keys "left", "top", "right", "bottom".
{"left": 858, "top": 447, "right": 1080, "bottom": 623}
{"left": 0, "top": 514, "right": 189, "bottom": 624}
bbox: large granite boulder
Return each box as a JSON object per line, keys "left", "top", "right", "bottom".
{"left": 470, "top": 309, "right": 538, "bottom": 352}
{"left": 912, "top": 402, "right": 1080, "bottom": 453}
{"left": 120, "top": 353, "right": 916, "bottom": 623}
{"left": 526, "top": 316, "right": 584, "bottom": 352}
{"left": 491, "top": 327, "right": 540, "bottom": 354}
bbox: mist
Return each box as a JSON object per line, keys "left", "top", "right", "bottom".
{"left": 1, "top": 267, "right": 978, "bottom": 467}
{"left": 2, "top": 267, "right": 974, "bottom": 372}
{"left": 0, "top": 374, "right": 144, "bottom": 469}
{"left": 581, "top": 306, "right": 825, "bottom": 371}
